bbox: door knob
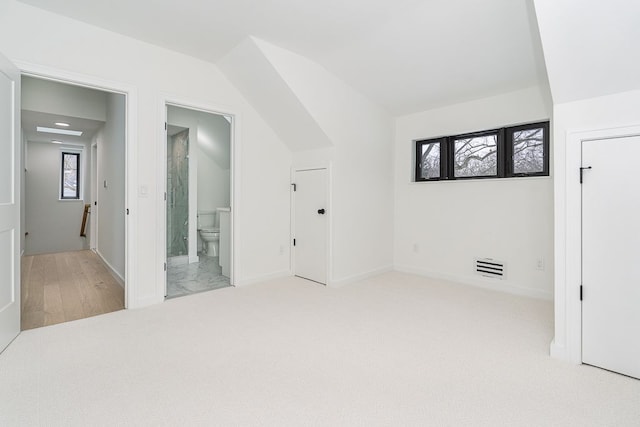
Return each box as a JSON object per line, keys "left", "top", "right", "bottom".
{"left": 317, "top": 209, "right": 325, "bottom": 215}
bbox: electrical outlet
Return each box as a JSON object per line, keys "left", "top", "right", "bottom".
{"left": 279, "top": 245, "right": 285, "bottom": 255}
{"left": 413, "top": 243, "right": 419, "bottom": 253}
{"left": 536, "top": 257, "right": 544, "bottom": 271}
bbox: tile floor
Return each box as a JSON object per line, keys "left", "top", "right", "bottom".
{"left": 166, "top": 254, "right": 231, "bottom": 299}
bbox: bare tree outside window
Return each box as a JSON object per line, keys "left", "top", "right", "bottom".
{"left": 419, "top": 141, "right": 440, "bottom": 179}
{"left": 454, "top": 134, "right": 497, "bottom": 177}
{"left": 414, "top": 121, "right": 548, "bottom": 182}
{"left": 513, "top": 128, "right": 544, "bottom": 174}
{"left": 61, "top": 152, "right": 80, "bottom": 199}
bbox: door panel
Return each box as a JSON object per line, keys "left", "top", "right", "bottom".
{"left": 582, "top": 135, "right": 640, "bottom": 379}
{"left": 0, "top": 52, "right": 20, "bottom": 353}
{"left": 294, "top": 169, "right": 327, "bottom": 284}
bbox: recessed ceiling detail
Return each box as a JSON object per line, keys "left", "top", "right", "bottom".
{"left": 36, "top": 126, "right": 83, "bottom": 136}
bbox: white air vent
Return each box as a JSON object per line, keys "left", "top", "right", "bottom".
{"left": 475, "top": 258, "right": 505, "bottom": 279}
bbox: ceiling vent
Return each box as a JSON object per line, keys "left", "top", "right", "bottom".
{"left": 475, "top": 258, "right": 505, "bottom": 279}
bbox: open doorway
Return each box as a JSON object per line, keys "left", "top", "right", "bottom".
{"left": 20, "top": 75, "right": 127, "bottom": 329}
{"left": 163, "top": 104, "right": 233, "bottom": 298}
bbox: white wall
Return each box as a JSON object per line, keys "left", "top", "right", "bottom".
{"left": 394, "top": 86, "right": 553, "bottom": 299}
{"left": 0, "top": 0, "right": 292, "bottom": 305}
{"left": 25, "top": 141, "right": 90, "bottom": 255}
{"left": 197, "top": 113, "right": 230, "bottom": 211}
{"left": 96, "top": 93, "right": 126, "bottom": 280}
{"left": 22, "top": 75, "right": 106, "bottom": 121}
{"left": 247, "top": 39, "right": 395, "bottom": 284}
{"left": 550, "top": 89, "right": 640, "bottom": 362}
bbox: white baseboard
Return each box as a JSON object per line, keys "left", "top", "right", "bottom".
{"left": 394, "top": 264, "right": 552, "bottom": 300}
{"left": 234, "top": 270, "right": 292, "bottom": 287}
{"left": 550, "top": 340, "right": 567, "bottom": 360}
{"left": 133, "top": 295, "right": 165, "bottom": 309}
{"left": 329, "top": 265, "right": 393, "bottom": 288}
{"left": 95, "top": 249, "right": 125, "bottom": 288}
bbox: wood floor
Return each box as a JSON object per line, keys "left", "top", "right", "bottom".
{"left": 21, "top": 250, "right": 124, "bottom": 330}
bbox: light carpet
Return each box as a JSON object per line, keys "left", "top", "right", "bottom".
{"left": 1, "top": 272, "right": 638, "bottom": 426}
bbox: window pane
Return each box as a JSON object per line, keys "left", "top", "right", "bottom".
{"left": 513, "top": 128, "right": 544, "bottom": 174}
{"left": 62, "top": 153, "right": 78, "bottom": 198}
{"left": 453, "top": 134, "right": 497, "bottom": 177}
{"left": 419, "top": 142, "right": 440, "bottom": 179}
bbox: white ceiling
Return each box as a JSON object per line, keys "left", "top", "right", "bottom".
{"left": 18, "top": 0, "right": 546, "bottom": 114}
{"left": 22, "top": 110, "right": 104, "bottom": 145}
{"left": 533, "top": 0, "right": 640, "bottom": 104}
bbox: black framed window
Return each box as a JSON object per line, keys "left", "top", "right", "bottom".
{"left": 506, "top": 122, "right": 549, "bottom": 176}
{"left": 452, "top": 130, "right": 501, "bottom": 178}
{"left": 415, "top": 138, "right": 445, "bottom": 180}
{"left": 415, "top": 121, "right": 549, "bottom": 182}
{"left": 61, "top": 152, "right": 80, "bottom": 199}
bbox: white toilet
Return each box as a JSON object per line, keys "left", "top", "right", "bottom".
{"left": 197, "top": 211, "right": 220, "bottom": 257}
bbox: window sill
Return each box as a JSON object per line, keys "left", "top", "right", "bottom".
{"left": 58, "top": 199, "right": 84, "bottom": 202}
{"left": 410, "top": 175, "right": 552, "bottom": 185}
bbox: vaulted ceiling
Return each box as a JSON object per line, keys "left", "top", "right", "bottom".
{"left": 17, "top": 0, "right": 548, "bottom": 115}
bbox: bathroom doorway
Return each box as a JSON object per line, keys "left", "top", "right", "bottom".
{"left": 164, "top": 104, "right": 233, "bottom": 298}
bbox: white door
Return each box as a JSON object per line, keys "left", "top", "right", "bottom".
{"left": 294, "top": 168, "right": 328, "bottom": 284}
{"left": 582, "top": 135, "right": 640, "bottom": 379}
{"left": 0, "top": 53, "right": 21, "bottom": 353}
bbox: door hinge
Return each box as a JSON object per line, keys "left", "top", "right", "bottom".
{"left": 291, "top": 183, "right": 296, "bottom": 192}
{"left": 293, "top": 238, "right": 296, "bottom": 246}
{"left": 126, "top": 208, "right": 129, "bottom": 215}
{"left": 164, "top": 262, "right": 167, "bottom": 272}
{"left": 165, "top": 122, "right": 167, "bottom": 131}
{"left": 164, "top": 192, "right": 167, "bottom": 201}
{"left": 580, "top": 285, "right": 583, "bottom": 301}
{"left": 579, "top": 166, "right": 592, "bottom": 184}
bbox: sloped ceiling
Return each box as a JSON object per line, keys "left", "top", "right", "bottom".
{"left": 218, "top": 38, "right": 333, "bottom": 152}
{"left": 533, "top": 0, "right": 640, "bottom": 104}
{"left": 17, "top": 0, "right": 546, "bottom": 115}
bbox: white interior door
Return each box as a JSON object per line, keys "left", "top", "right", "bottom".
{"left": 294, "top": 168, "right": 327, "bottom": 284}
{"left": 582, "top": 135, "right": 640, "bottom": 379}
{"left": 0, "top": 53, "right": 21, "bottom": 353}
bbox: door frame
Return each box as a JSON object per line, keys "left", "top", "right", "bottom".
{"left": 15, "top": 60, "right": 137, "bottom": 309}
{"left": 290, "top": 164, "right": 332, "bottom": 286}
{"left": 557, "top": 124, "right": 640, "bottom": 364}
{"left": 89, "top": 142, "right": 98, "bottom": 251}
{"left": 158, "top": 95, "right": 239, "bottom": 296}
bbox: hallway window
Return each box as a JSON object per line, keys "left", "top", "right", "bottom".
{"left": 61, "top": 152, "right": 80, "bottom": 199}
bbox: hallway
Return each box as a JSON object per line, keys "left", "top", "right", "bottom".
{"left": 21, "top": 250, "right": 124, "bottom": 330}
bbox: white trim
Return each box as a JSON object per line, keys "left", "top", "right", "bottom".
{"left": 14, "top": 60, "right": 138, "bottom": 309}
{"left": 159, "top": 93, "right": 239, "bottom": 301}
{"left": 96, "top": 249, "right": 124, "bottom": 288}
{"left": 235, "top": 270, "right": 292, "bottom": 287}
{"left": 290, "top": 164, "right": 332, "bottom": 286}
{"left": 556, "top": 123, "right": 640, "bottom": 363}
{"left": 394, "top": 264, "right": 553, "bottom": 300}
{"left": 330, "top": 265, "right": 393, "bottom": 288}
{"left": 89, "top": 144, "right": 97, "bottom": 251}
